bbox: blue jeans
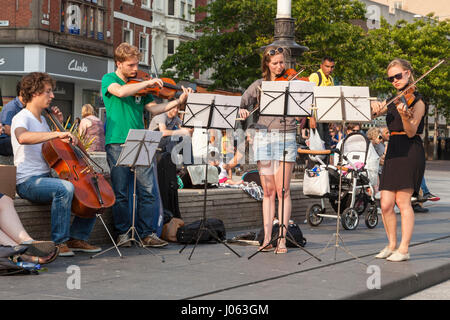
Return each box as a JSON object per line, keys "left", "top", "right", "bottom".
{"left": 106, "top": 143, "right": 157, "bottom": 238}
{"left": 16, "top": 174, "right": 96, "bottom": 244}
{"left": 420, "top": 177, "right": 430, "bottom": 195}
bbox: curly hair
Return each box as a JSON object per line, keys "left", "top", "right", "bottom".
{"left": 19, "top": 72, "right": 55, "bottom": 104}
{"left": 114, "top": 42, "right": 141, "bottom": 64}
{"left": 261, "top": 46, "right": 288, "bottom": 81}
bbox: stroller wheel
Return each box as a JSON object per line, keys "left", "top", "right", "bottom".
{"left": 306, "top": 204, "right": 324, "bottom": 227}
{"left": 365, "top": 205, "right": 379, "bottom": 229}
{"left": 341, "top": 208, "right": 359, "bottom": 230}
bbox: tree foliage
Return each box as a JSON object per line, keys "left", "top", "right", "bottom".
{"left": 161, "top": 0, "right": 449, "bottom": 120}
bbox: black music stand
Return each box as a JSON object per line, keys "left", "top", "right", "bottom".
{"left": 247, "top": 80, "right": 321, "bottom": 262}
{"left": 301, "top": 86, "right": 372, "bottom": 265}
{"left": 180, "top": 93, "right": 242, "bottom": 260}
{"left": 92, "top": 129, "right": 165, "bottom": 261}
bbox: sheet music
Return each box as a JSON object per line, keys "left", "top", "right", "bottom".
{"left": 286, "top": 81, "right": 315, "bottom": 116}
{"left": 117, "top": 129, "right": 163, "bottom": 167}
{"left": 211, "top": 95, "right": 241, "bottom": 129}
{"left": 260, "top": 81, "right": 288, "bottom": 116}
{"left": 314, "top": 86, "right": 371, "bottom": 123}
{"left": 183, "top": 93, "right": 215, "bottom": 128}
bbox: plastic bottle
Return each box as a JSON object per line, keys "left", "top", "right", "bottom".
{"left": 16, "top": 261, "right": 41, "bottom": 271}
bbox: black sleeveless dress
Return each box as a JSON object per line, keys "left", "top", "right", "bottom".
{"left": 379, "top": 92, "right": 426, "bottom": 193}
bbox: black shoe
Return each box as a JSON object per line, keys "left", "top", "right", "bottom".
{"left": 413, "top": 204, "right": 429, "bottom": 213}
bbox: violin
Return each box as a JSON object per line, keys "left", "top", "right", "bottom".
{"left": 127, "top": 70, "right": 183, "bottom": 100}
{"left": 275, "top": 68, "right": 309, "bottom": 82}
{"left": 42, "top": 108, "right": 116, "bottom": 218}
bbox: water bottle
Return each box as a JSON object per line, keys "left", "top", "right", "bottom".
{"left": 16, "top": 261, "right": 41, "bottom": 271}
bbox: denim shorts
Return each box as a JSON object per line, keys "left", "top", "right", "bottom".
{"left": 253, "top": 131, "right": 297, "bottom": 162}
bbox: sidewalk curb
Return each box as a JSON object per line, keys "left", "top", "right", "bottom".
{"left": 345, "top": 261, "right": 450, "bottom": 300}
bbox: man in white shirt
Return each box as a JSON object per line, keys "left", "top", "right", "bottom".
{"left": 11, "top": 72, "right": 101, "bottom": 257}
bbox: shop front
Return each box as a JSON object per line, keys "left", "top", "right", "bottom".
{"left": 0, "top": 45, "right": 113, "bottom": 121}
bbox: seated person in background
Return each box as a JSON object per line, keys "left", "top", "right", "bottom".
{"left": 0, "top": 192, "right": 58, "bottom": 264}
{"left": 78, "top": 103, "right": 105, "bottom": 152}
{"left": 149, "top": 105, "right": 193, "bottom": 153}
{"left": 0, "top": 82, "right": 25, "bottom": 156}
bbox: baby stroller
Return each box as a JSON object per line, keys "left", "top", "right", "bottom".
{"left": 304, "top": 132, "right": 379, "bottom": 230}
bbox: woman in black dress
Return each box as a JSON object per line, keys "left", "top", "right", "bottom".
{"left": 371, "top": 59, "right": 426, "bottom": 262}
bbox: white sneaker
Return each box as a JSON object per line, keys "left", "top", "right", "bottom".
{"left": 117, "top": 234, "right": 132, "bottom": 247}
{"left": 386, "top": 251, "right": 410, "bottom": 262}
{"left": 375, "top": 246, "right": 395, "bottom": 259}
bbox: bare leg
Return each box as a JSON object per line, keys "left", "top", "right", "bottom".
{"left": 258, "top": 161, "right": 276, "bottom": 248}
{"left": 274, "top": 161, "right": 294, "bottom": 250}
{"left": 395, "top": 188, "right": 415, "bottom": 254}
{"left": 380, "top": 190, "right": 397, "bottom": 251}
{"left": 0, "top": 195, "right": 33, "bottom": 245}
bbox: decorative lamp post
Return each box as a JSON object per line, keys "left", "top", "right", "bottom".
{"left": 264, "top": 0, "right": 308, "bottom": 69}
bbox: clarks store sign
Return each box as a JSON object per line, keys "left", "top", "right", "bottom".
{"left": 45, "top": 48, "right": 107, "bottom": 80}
{"left": 0, "top": 47, "right": 25, "bottom": 72}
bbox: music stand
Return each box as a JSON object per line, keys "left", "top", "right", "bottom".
{"left": 247, "top": 80, "right": 321, "bottom": 262}
{"left": 92, "top": 129, "right": 164, "bottom": 261}
{"left": 180, "top": 93, "right": 242, "bottom": 260}
{"left": 301, "top": 86, "right": 372, "bottom": 265}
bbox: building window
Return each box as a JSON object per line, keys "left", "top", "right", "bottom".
{"left": 123, "top": 29, "right": 133, "bottom": 45}
{"left": 394, "top": 1, "right": 403, "bottom": 9}
{"left": 141, "top": 0, "right": 150, "bottom": 9}
{"left": 139, "top": 33, "right": 149, "bottom": 65}
{"left": 187, "top": 4, "right": 192, "bottom": 21}
{"left": 168, "top": 0, "right": 175, "bottom": 16}
{"left": 168, "top": 39, "right": 175, "bottom": 55}
{"left": 60, "top": 0, "right": 106, "bottom": 40}
{"left": 181, "top": 1, "right": 186, "bottom": 19}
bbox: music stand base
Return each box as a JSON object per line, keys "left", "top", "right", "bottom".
{"left": 248, "top": 223, "right": 321, "bottom": 262}
{"left": 91, "top": 225, "right": 165, "bottom": 262}
{"left": 91, "top": 213, "right": 123, "bottom": 259}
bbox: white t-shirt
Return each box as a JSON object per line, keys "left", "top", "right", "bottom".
{"left": 11, "top": 109, "right": 51, "bottom": 184}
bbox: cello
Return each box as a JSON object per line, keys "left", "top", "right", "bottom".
{"left": 42, "top": 108, "right": 116, "bottom": 218}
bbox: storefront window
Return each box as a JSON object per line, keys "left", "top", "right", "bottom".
{"left": 0, "top": 75, "right": 21, "bottom": 107}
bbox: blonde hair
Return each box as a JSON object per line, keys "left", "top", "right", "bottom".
{"left": 387, "top": 58, "right": 414, "bottom": 82}
{"left": 367, "top": 127, "right": 381, "bottom": 141}
{"left": 81, "top": 104, "right": 95, "bottom": 118}
{"left": 114, "top": 42, "right": 141, "bottom": 64}
{"left": 261, "top": 46, "right": 287, "bottom": 81}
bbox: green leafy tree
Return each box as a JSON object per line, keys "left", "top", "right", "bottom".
{"left": 161, "top": 0, "right": 367, "bottom": 90}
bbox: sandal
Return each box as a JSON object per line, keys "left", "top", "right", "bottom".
{"left": 20, "top": 247, "right": 59, "bottom": 265}
{"left": 274, "top": 246, "right": 288, "bottom": 254}
{"left": 259, "top": 244, "right": 275, "bottom": 252}
{"left": 21, "top": 240, "right": 56, "bottom": 257}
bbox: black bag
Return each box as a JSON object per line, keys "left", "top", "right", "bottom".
{"left": 257, "top": 222, "right": 306, "bottom": 248}
{"left": 0, "top": 245, "right": 36, "bottom": 276}
{"left": 156, "top": 152, "right": 181, "bottom": 218}
{"left": 176, "top": 218, "right": 226, "bottom": 244}
{"left": 241, "top": 169, "right": 261, "bottom": 187}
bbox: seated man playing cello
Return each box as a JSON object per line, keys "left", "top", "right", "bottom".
{"left": 10, "top": 72, "right": 101, "bottom": 257}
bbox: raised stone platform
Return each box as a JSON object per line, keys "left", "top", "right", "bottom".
{"left": 15, "top": 180, "right": 331, "bottom": 244}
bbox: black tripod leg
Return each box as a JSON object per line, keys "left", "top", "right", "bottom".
{"left": 284, "top": 227, "right": 321, "bottom": 262}
{"left": 187, "top": 220, "right": 207, "bottom": 260}
{"left": 205, "top": 227, "right": 241, "bottom": 258}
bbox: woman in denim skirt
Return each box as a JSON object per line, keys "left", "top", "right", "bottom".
{"left": 239, "top": 46, "right": 297, "bottom": 254}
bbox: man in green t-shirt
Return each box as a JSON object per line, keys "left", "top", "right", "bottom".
{"left": 102, "top": 42, "right": 192, "bottom": 248}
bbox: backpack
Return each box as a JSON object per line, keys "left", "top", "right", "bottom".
{"left": 176, "top": 218, "right": 226, "bottom": 244}
{"left": 257, "top": 222, "right": 306, "bottom": 248}
{"left": 315, "top": 71, "right": 323, "bottom": 86}
{"left": 242, "top": 169, "right": 261, "bottom": 187}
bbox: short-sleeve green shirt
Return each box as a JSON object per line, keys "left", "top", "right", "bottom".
{"left": 101, "top": 72, "right": 154, "bottom": 145}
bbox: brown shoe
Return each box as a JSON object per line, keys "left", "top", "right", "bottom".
{"left": 66, "top": 239, "right": 101, "bottom": 253}
{"left": 142, "top": 233, "right": 168, "bottom": 248}
{"left": 57, "top": 243, "right": 75, "bottom": 257}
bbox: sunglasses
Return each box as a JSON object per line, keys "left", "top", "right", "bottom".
{"left": 267, "top": 47, "right": 284, "bottom": 56}
{"left": 387, "top": 72, "right": 405, "bottom": 83}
